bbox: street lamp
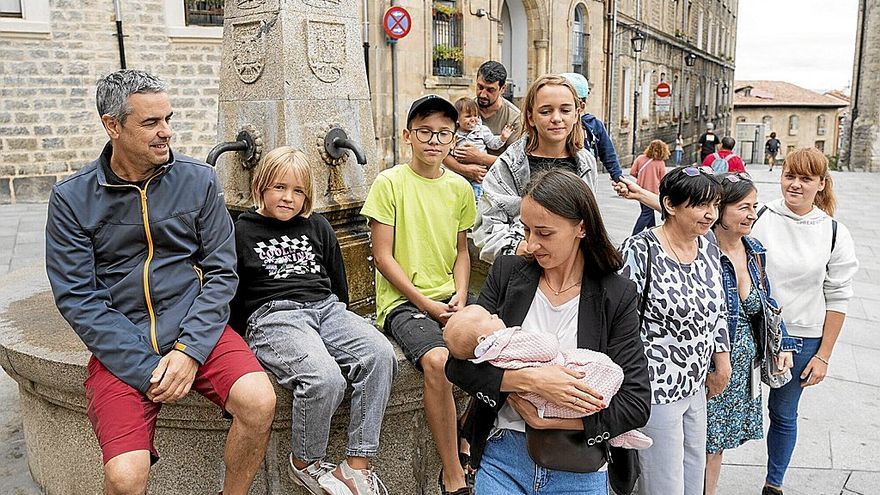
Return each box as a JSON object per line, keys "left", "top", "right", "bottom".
{"left": 685, "top": 52, "right": 697, "bottom": 67}
{"left": 631, "top": 28, "right": 646, "bottom": 155}
{"left": 631, "top": 29, "right": 646, "bottom": 53}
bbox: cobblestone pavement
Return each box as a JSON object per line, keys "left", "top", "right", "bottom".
{"left": 1, "top": 166, "right": 878, "bottom": 494}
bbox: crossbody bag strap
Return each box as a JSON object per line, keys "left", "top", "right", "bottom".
{"left": 638, "top": 242, "right": 654, "bottom": 322}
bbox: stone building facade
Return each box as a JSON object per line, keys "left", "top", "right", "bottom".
{"left": 732, "top": 81, "right": 847, "bottom": 163}
{"left": 607, "top": 0, "right": 737, "bottom": 166}
{"left": 841, "top": 0, "right": 880, "bottom": 172}
{"left": 0, "top": 0, "right": 737, "bottom": 203}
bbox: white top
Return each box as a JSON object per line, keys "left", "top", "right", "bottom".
{"left": 496, "top": 289, "right": 579, "bottom": 432}
{"left": 751, "top": 199, "right": 859, "bottom": 338}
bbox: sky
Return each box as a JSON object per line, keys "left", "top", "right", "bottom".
{"left": 734, "top": 0, "right": 859, "bottom": 92}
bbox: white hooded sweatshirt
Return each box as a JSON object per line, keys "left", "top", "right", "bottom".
{"left": 751, "top": 199, "right": 859, "bottom": 339}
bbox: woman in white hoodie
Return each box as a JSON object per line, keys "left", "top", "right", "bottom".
{"left": 750, "top": 148, "right": 859, "bottom": 495}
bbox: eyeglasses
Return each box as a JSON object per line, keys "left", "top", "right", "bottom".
{"left": 412, "top": 128, "right": 455, "bottom": 145}
{"left": 682, "top": 166, "right": 714, "bottom": 177}
{"left": 723, "top": 172, "right": 753, "bottom": 183}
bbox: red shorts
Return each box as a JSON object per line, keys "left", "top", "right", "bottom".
{"left": 84, "top": 325, "right": 265, "bottom": 464}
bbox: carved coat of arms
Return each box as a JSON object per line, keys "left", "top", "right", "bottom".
{"left": 307, "top": 20, "right": 346, "bottom": 83}
{"left": 233, "top": 19, "right": 276, "bottom": 84}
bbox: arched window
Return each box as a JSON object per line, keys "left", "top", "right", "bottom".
{"left": 571, "top": 4, "right": 590, "bottom": 78}
{"left": 789, "top": 114, "right": 799, "bottom": 135}
{"left": 817, "top": 115, "right": 827, "bottom": 135}
{"left": 762, "top": 115, "right": 773, "bottom": 133}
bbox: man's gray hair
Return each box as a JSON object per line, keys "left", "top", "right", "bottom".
{"left": 96, "top": 70, "right": 168, "bottom": 123}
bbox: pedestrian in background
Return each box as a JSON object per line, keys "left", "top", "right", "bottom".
{"left": 629, "top": 139, "right": 668, "bottom": 234}
{"left": 673, "top": 134, "right": 684, "bottom": 165}
{"left": 698, "top": 123, "right": 718, "bottom": 163}
{"left": 703, "top": 137, "right": 746, "bottom": 174}
{"left": 765, "top": 132, "right": 781, "bottom": 171}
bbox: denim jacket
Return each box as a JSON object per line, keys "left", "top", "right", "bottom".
{"left": 720, "top": 236, "right": 801, "bottom": 353}
{"left": 581, "top": 113, "right": 623, "bottom": 181}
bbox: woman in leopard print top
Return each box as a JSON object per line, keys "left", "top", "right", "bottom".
{"left": 619, "top": 167, "right": 731, "bottom": 495}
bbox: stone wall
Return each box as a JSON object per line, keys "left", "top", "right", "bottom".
{"left": 0, "top": 0, "right": 222, "bottom": 203}
{"left": 841, "top": 0, "right": 880, "bottom": 172}
{"left": 733, "top": 107, "right": 844, "bottom": 157}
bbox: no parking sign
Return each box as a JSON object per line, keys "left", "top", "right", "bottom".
{"left": 383, "top": 6, "right": 412, "bottom": 40}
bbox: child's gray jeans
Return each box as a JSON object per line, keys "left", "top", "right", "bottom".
{"left": 247, "top": 295, "right": 398, "bottom": 461}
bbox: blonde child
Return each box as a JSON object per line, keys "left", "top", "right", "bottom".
{"left": 231, "top": 147, "right": 397, "bottom": 495}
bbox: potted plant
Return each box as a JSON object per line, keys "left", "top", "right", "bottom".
{"left": 433, "top": 44, "right": 464, "bottom": 77}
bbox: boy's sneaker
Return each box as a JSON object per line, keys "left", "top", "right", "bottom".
{"left": 320, "top": 460, "right": 389, "bottom": 495}
{"left": 287, "top": 454, "right": 342, "bottom": 495}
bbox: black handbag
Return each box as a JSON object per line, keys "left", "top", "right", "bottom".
{"left": 524, "top": 426, "right": 607, "bottom": 473}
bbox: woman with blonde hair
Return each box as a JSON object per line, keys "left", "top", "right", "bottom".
{"left": 472, "top": 74, "right": 598, "bottom": 263}
{"left": 751, "top": 148, "right": 858, "bottom": 495}
{"left": 629, "top": 139, "right": 669, "bottom": 234}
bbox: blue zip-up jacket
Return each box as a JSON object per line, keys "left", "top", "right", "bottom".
{"left": 720, "top": 235, "right": 800, "bottom": 353}
{"left": 46, "top": 142, "right": 238, "bottom": 393}
{"left": 581, "top": 113, "right": 623, "bottom": 181}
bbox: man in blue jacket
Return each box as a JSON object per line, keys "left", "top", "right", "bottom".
{"left": 45, "top": 70, "right": 276, "bottom": 495}
{"left": 561, "top": 72, "right": 623, "bottom": 182}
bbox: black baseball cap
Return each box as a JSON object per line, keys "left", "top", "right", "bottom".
{"left": 406, "top": 94, "right": 458, "bottom": 128}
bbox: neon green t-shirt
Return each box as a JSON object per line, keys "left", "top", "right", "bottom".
{"left": 361, "top": 164, "right": 477, "bottom": 327}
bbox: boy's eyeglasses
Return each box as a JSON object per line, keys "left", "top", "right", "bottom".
{"left": 412, "top": 128, "right": 455, "bottom": 144}
{"left": 723, "top": 172, "right": 753, "bottom": 183}
{"left": 682, "top": 166, "right": 714, "bottom": 177}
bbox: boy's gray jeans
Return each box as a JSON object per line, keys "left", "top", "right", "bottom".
{"left": 247, "top": 295, "right": 398, "bottom": 461}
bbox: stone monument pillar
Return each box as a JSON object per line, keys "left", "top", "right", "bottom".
{"left": 215, "top": 0, "right": 380, "bottom": 310}
{"left": 842, "top": 0, "right": 880, "bottom": 172}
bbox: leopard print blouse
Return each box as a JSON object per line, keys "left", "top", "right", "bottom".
{"left": 619, "top": 229, "right": 730, "bottom": 405}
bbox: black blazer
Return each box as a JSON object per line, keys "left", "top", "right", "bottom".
{"left": 446, "top": 255, "right": 650, "bottom": 493}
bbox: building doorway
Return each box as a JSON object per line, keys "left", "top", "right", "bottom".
{"left": 500, "top": 0, "right": 528, "bottom": 99}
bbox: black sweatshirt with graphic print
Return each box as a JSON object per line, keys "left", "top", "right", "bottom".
{"left": 229, "top": 209, "right": 349, "bottom": 333}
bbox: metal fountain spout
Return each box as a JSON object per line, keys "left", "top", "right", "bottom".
{"left": 323, "top": 127, "right": 367, "bottom": 165}
{"left": 206, "top": 125, "right": 263, "bottom": 168}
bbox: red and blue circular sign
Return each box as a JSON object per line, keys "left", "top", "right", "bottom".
{"left": 383, "top": 6, "right": 412, "bottom": 40}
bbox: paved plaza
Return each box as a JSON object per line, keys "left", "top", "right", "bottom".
{"left": 0, "top": 166, "right": 878, "bottom": 494}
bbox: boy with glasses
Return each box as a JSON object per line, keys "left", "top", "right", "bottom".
{"left": 361, "top": 95, "right": 477, "bottom": 495}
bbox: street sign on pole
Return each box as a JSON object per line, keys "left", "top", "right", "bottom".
{"left": 383, "top": 6, "right": 411, "bottom": 40}
{"left": 655, "top": 82, "right": 671, "bottom": 97}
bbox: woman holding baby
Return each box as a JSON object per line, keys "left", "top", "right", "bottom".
{"left": 445, "top": 168, "right": 650, "bottom": 495}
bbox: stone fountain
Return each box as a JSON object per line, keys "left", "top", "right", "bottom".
{"left": 0, "top": 0, "right": 456, "bottom": 493}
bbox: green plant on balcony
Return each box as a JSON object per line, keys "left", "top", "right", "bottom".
{"left": 432, "top": 1, "right": 461, "bottom": 19}
{"left": 433, "top": 44, "right": 464, "bottom": 62}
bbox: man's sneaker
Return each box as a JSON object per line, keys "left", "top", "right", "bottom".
{"left": 320, "top": 460, "right": 389, "bottom": 495}
{"left": 287, "top": 454, "right": 339, "bottom": 495}
{"left": 762, "top": 486, "right": 784, "bottom": 495}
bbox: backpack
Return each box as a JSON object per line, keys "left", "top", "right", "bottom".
{"left": 709, "top": 152, "right": 735, "bottom": 173}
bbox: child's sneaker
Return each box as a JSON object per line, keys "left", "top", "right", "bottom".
{"left": 287, "top": 454, "right": 343, "bottom": 495}
{"left": 320, "top": 460, "right": 389, "bottom": 495}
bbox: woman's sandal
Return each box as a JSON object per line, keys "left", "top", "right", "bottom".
{"left": 438, "top": 469, "right": 473, "bottom": 495}
{"left": 458, "top": 452, "right": 476, "bottom": 490}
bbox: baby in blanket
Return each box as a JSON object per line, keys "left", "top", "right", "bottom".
{"left": 445, "top": 305, "right": 652, "bottom": 450}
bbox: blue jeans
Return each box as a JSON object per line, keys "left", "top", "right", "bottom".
{"left": 673, "top": 149, "right": 683, "bottom": 165}
{"left": 632, "top": 203, "right": 656, "bottom": 235}
{"left": 471, "top": 181, "right": 482, "bottom": 204}
{"left": 475, "top": 429, "right": 609, "bottom": 495}
{"left": 247, "top": 295, "right": 398, "bottom": 461}
{"left": 766, "top": 337, "right": 822, "bottom": 487}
